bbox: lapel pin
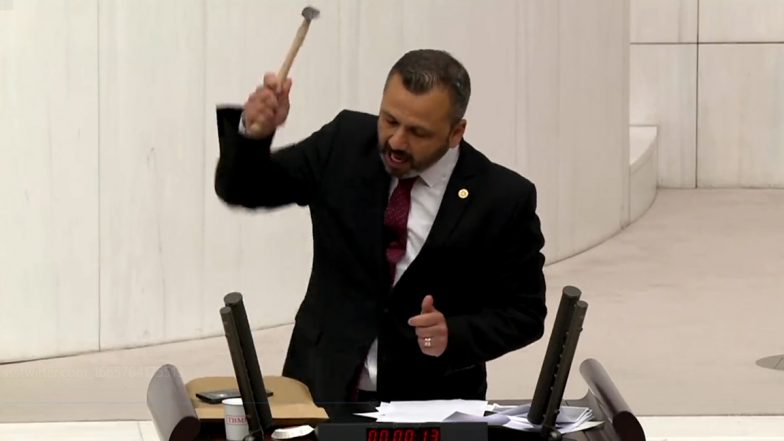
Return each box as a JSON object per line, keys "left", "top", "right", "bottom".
{"left": 458, "top": 188, "right": 469, "bottom": 199}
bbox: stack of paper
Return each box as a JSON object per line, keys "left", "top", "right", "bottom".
{"left": 478, "top": 403, "right": 600, "bottom": 433}
{"left": 356, "top": 400, "right": 602, "bottom": 434}
{"left": 356, "top": 400, "right": 488, "bottom": 423}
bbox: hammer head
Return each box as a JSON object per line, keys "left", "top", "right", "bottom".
{"left": 302, "top": 6, "right": 320, "bottom": 21}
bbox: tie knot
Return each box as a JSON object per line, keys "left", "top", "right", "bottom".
{"left": 397, "top": 177, "right": 417, "bottom": 193}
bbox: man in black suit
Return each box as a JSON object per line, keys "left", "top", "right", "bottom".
{"left": 215, "top": 49, "right": 546, "bottom": 403}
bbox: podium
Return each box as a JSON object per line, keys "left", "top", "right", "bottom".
{"left": 147, "top": 286, "right": 645, "bottom": 441}
{"left": 147, "top": 287, "right": 645, "bottom": 441}
{"left": 145, "top": 358, "right": 645, "bottom": 441}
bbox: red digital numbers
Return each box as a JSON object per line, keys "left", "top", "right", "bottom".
{"left": 367, "top": 427, "right": 441, "bottom": 441}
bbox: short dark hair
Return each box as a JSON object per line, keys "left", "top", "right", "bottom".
{"left": 385, "top": 49, "right": 471, "bottom": 124}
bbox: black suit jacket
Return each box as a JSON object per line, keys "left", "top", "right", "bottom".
{"left": 215, "top": 108, "right": 546, "bottom": 403}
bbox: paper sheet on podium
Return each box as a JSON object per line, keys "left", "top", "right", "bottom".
{"left": 355, "top": 400, "right": 487, "bottom": 423}
{"left": 356, "top": 400, "right": 603, "bottom": 434}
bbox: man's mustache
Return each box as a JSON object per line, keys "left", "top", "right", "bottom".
{"left": 381, "top": 142, "right": 411, "bottom": 161}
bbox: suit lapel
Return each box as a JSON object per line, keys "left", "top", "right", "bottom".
{"left": 420, "top": 141, "right": 484, "bottom": 252}
{"left": 392, "top": 142, "right": 485, "bottom": 291}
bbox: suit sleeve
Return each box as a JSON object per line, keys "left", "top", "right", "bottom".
{"left": 214, "top": 106, "right": 342, "bottom": 208}
{"left": 442, "top": 183, "right": 547, "bottom": 369}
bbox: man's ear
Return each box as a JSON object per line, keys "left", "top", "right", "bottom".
{"left": 449, "top": 119, "right": 467, "bottom": 147}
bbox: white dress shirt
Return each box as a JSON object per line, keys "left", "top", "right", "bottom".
{"left": 357, "top": 145, "right": 461, "bottom": 391}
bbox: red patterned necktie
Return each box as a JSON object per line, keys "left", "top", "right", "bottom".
{"left": 384, "top": 177, "right": 417, "bottom": 282}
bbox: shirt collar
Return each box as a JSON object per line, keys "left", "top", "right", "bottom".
{"left": 414, "top": 144, "right": 460, "bottom": 189}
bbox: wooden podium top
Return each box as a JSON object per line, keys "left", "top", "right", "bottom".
{"left": 185, "top": 375, "right": 328, "bottom": 424}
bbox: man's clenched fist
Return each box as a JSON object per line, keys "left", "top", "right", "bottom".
{"left": 242, "top": 73, "right": 293, "bottom": 139}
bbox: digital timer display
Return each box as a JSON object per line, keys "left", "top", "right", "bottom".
{"left": 317, "top": 421, "right": 486, "bottom": 441}
{"left": 366, "top": 427, "right": 441, "bottom": 441}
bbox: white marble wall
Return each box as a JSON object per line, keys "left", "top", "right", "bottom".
{"left": 631, "top": 0, "right": 784, "bottom": 188}
{"left": 698, "top": 44, "right": 784, "bottom": 187}
{"left": 697, "top": 1, "right": 784, "bottom": 187}
{"left": 1, "top": 0, "right": 630, "bottom": 360}
{"left": 521, "top": 0, "right": 630, "bottom": 258}
{"left": 629, "top": 126, "right": 659, "bottom": 221}
{"left": 630, "top": 0, "right": 697, "bottom": 187}
{"left": 699, "top": 0, "right": 784, "bottom": 42}
{"left": 98, "top": 0, "right": 208, "bottom": 349}
{"left": 0, "top": 1, "right": 100, "bottom": 360}
{"left": 630, "top": 0, "right": 697, "bottom": 43}
{"left": 630, "top": 44, "right": 697, "bottom": 187}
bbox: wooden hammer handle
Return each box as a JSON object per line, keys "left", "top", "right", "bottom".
{"left": 277, "top": 19, "right": 312, "bottom": 90}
